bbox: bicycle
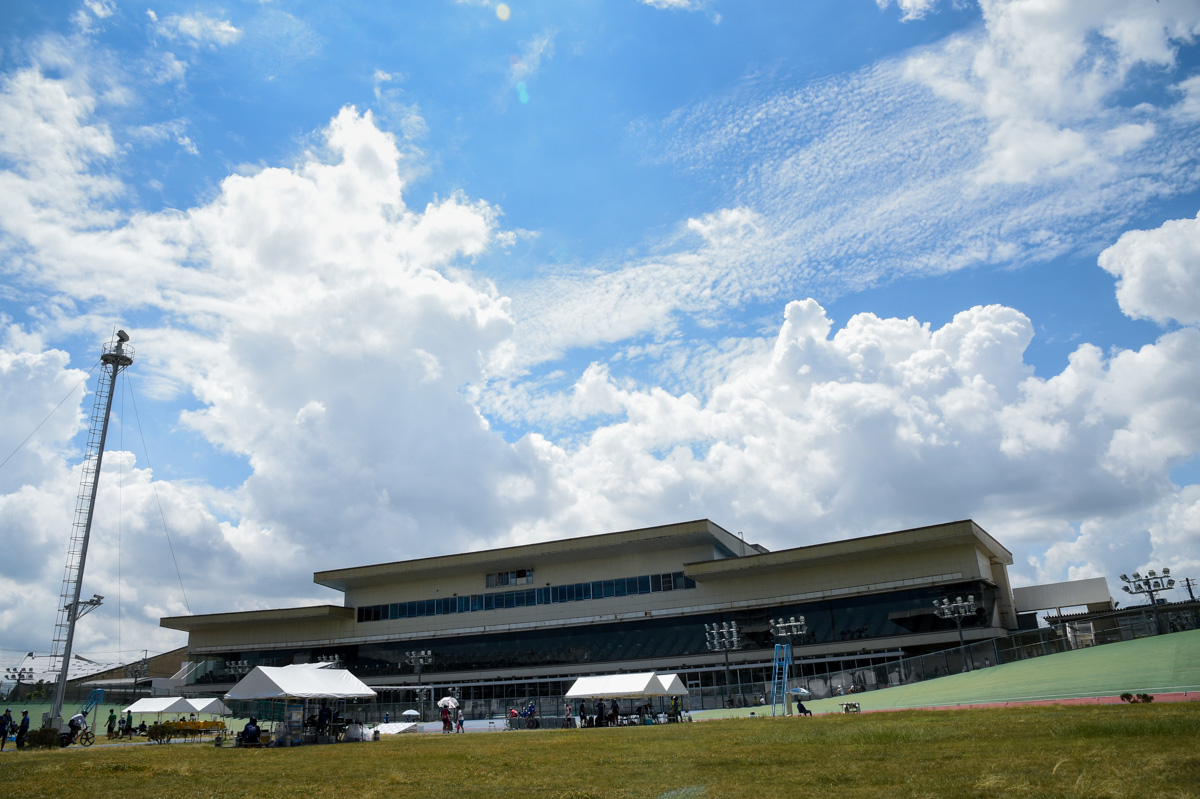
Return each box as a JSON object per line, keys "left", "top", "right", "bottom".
{"left": 59, "top": 729, "right": 95, "bottom": 748}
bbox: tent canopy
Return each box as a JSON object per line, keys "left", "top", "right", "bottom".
{"left": 653, "top": 673, "right": 688, "bottom": 696}
{"left": 122, "top": 697, "right": 232, "bottom": 715}
{"left": 224, "top": 663, "right": 376, "bottom": 701}
{"left": 187, "top": 697, "right": 231, "bottom": 715}
{"left": 123, "top": 697, "right": 193, "bottom": 715}
{"left": 565, "top": 672, "right": 687, "bottom": 700}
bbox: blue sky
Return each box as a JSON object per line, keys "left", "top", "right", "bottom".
{"left": 2, "top": 0, "right": 1200, "bottom": 664}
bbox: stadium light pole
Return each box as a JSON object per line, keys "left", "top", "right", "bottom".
{"left": 1120, "top": 568, "right": 1176, "bottom": 635}
{"left": 1119, "top": 569, "right": 1174, "bottom": 606}
{"left": 933, "top": 596, "right": 977, "bottom": 671}
{"left": 405, "top": 650, "right": 433, "bottom": 719}
{"left": 704, "top": 622, "right": 741, "bottom": 705}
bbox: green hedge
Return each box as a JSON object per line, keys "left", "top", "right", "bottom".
{"left": 23, "top": 728, "right": 62, "bottom": 749}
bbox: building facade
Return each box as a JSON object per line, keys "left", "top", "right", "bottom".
{"left": 162, "top": 518, "right": 1018, "bottom": 712}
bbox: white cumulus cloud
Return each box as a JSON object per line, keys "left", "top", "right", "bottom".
{"left": 1098, "top": 211, "right": 1200, "bottom": 328}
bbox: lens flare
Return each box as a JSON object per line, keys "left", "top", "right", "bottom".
{"left": 516, "top": 81, "right": 529, "bottom": 104}
{"left": 496, "top": 4, "right": 511, "bottom": 22}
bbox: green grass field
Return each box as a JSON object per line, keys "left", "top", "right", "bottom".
{"left": 5, "top": 631, "right": 1199, "bottom": 798}
{"left": 697, "top": 628, "right": 1200, "bottom": 718}
{"left": 4, "top": 704, "right": 1198, "bottom": 798}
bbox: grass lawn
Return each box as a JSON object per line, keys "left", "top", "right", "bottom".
{"left": 699, "top": 628, "right": 1200, "bottom": 718}
{"left": 4, "top": 703, "right": 1199, "bottom": 799}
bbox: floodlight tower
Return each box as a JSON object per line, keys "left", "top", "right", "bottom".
{"left": 933, "top": 595, "right": 977, "bottom": 671}
{"left": 1119, "top": 569, "right": 1175, "bottom": 606}
{"left": 405, "top": 650, "right": 433, "bottom": 719}
{"left": 47, "top": 330, "right": 134, "bottom": 730}
{"left": 704, "top": 622, "right": 741, "bottom": 705}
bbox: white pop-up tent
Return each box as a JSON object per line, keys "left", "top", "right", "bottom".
{"left": 653, "top": 673, "right": 688, "bottom": 697}
{"left": 123, "top": 697, "right": 195, "bottom": 715}
{"left": 224, "top": 663, "right": 376, "bottom": 701}
{"left": 565, "top": 672, "right": 686, "bottom": 700}
{"left": 123, "top": 696, "right": 232, "bottom": 716}
{"left": 187, "top": 697, "right": 231, "bottom": 715}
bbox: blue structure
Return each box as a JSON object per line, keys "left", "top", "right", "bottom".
{"left": 769, "top": 642, "right": 791, "bottom": 717}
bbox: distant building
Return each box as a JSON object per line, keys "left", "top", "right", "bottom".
{"left": 2, "top": 649, "right": 188, "bottom": 706}
{"left": 161, "top": 518, "right": 1018, "bottom": 709}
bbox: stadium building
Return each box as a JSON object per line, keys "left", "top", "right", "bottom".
{"left": 161, "top": 518, "right": 1020, "bottom": 712}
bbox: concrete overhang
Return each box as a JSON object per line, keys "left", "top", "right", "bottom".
{"left": 160, "top": 604, "right": 354, "bottom": 632}
{"left": 314, "top": 519, "right": 754, "bottom": 592}
{"left": 685, "top": 519, "right": 1012, "bottom": 582}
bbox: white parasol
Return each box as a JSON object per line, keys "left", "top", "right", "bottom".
{"left": 436, "top": 696, "right": 459, "bottom": 709}
{"left": 401, "top": 709, "right": 420, "bottom": 717}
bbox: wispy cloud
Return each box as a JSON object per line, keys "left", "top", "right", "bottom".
{"left": 505, "top": 7, "right": 1200, "bottom": 374}
{"left": 149, "top": 11, "right": 242, "bottom": 48}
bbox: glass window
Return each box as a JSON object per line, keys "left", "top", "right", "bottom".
{"left": 614, "top": 580, "right": 627, "bottom": 597}
{"left": 661, "top": 574, "right": 673, "bottom": 591}
{"left": 637, "top": 575, "right": 651, "bottom": 594}
{"left": 650, "top": 573, "right": 662, "bottom": 592}
{"left": 425, "top": 599, "right": 436, "bottom": 616}
{"left": 484, "top": 594, "right": 495, "bottom": 611}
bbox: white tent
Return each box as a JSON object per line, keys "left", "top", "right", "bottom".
{"left": 187, "top": 697, "right": 231, "bottom": 715}
{"left": 653, "top": 673, "right": 688, "bottom": 696}
{"left": 566, "top": 672, "right": 682, "bottom": 700}
{"left": 122, "top": 697, "right": 231, "bottom": 715}
{"left": 123, "top": 697, "right": 194, "bottom": 715}
{"left": 224, "top": 663, "right": 376, "bottom": 701}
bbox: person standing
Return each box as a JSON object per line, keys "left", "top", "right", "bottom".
{"left": 15, "top": 710, "right": 30, "bottom": 749}
{"left": 106, "top": 708, "right": 117, "bottom": 739}
{"left": 0, "top": 709, "right": 11, "bottom": 751}
{"left": 455, "top": 708, "right": 465, "bottom": 733}
{"left": 124, "top": 710, "right": 134, "bottom": 739}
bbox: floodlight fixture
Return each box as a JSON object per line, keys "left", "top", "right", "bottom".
{"left": 1119, "top": 567, "right": 1176, "bottom": 606}
{"left": 933, "top": 593, "right": 980, "bottom": 668}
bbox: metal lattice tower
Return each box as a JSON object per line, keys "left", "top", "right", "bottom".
{"left": 48, "top": 331, "right": 133, "bottom": 728}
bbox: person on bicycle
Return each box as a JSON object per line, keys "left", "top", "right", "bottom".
{"left": 67, "top": 710, "right": 88, "bottom": 743}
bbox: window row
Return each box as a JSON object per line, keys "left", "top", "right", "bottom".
{"left": 356, "top": 571, "right": 696, "bottom": 623}
{"left": 486, "top": 569, "right": 534, "bottom": 588}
